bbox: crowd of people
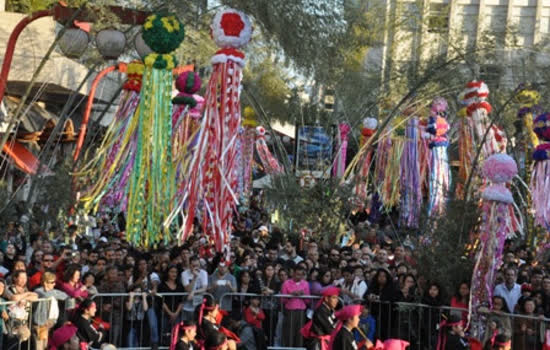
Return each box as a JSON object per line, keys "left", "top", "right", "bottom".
{"left": 0, "top": 199, "right": 549, "bottom": 350}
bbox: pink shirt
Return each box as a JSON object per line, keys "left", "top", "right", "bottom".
{"left": 281, "top": 279, "right": 310, "bottom": 310}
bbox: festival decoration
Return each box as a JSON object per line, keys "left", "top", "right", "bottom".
{"left": 399, "top": 117, "right": 421, "bottom": 228}
{"left": 456, "top": 89, "right": 475, "bottom": 199}
{"left": 58, "top": 27, "right": 89, "bottom": 58}
{"left": 470, "top": 154, "right": 522, "bottom": 333}
{"left": 427, "top": 97, "right": 451, "bottom": 217}
{"left": 333, "top": 123, "right": 351, "bottom": 177}
{"left": 125, "top": 13, "right": 185, "bottom": 247}
{"left": 256, "top": 126, "right": 284, "bottom": 174}
{"left": 80, "top": 61, "right": 144, "bottom": 214}
{"left": 172, "top": 71, "right": 204, "bottom": 192}
{"left": 238, "top": 106, "right": 258, "bottom": 200}
{"left": 96, "top": 29, "right": 127, "bottom": 59}
{"left": 352, "top": 117, "right": 377, "bottom": 209}
{"left": 171, "top": 8, "right": 252, "bottom": 253}
{"left": 515, "top": 84, "right": 541, "bottom": 174}
{"left": 530, "top": 112, "right": 550, "bottom": 231}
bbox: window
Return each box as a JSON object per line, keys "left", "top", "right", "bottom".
{"left": 428, "top": 3, "right": 450, "bottom": 33}
{"left": 479, "top": 64, "right": 503, "bottom": 85}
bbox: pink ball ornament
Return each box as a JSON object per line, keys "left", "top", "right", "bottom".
{"left": 175, "top": 71, "right": 201, "bottom": 94}
{"left": 256, "top": 126, "right": 266, "bottom": 136}
{"left": 482, "top": 153, "right": 518, "bottom": 183}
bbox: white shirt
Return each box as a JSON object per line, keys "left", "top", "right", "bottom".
{"left": 493, "top": 283, "right": 521, "bottom": 313}
{"left": 181, "top": 269, "right": 209, "bottom": 311}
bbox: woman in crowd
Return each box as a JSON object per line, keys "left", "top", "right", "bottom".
{"left": 450, "top": 281, "right": 470, "bottom": 324}
{"left": 4, "top": 269, "right": 38, "bottom": 349}
{"left": 482, "top": 295, "right": 512, "bottom": 348}
{"left": 512, "top": 297, "right": 541, "bottom": 350}
{"left": 394, "top": 273, "right": 418, "bottom": 340}
{"left": 125, "top": 284, "right": 149, "bottom": 347}
{"left": 82, "top": 272, "right": 98, "bottom": 296}
{"left": 421, "top": 281, "right": 445, "bottom": 349}
{"left": 366, "top": 268, "right": 396, "bottom": 341}
{"left": 58, "top": 264, "right": 89, "bottom": 303}
{"left": 159, "top": 265, "right": 185, "bottom": 335}
{"left": 258, "top": 263, "right": 280, "bottom": 343}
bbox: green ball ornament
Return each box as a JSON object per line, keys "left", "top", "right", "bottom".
{"left": 142, "top": 14, "right": 185, "bottom": 54}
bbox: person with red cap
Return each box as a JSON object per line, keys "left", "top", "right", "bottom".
{"left": 302, "top": 286, "right": 340, "bottom": 350}
{"left": 329, "top": 304, "right": 363, "bottom": 350}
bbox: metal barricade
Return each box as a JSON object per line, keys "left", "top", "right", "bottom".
{"left": 90, "top": 292, "right": 213, "bottom": 349}
{"left": 0, "top": 296, "right": 66, "bottom": 350}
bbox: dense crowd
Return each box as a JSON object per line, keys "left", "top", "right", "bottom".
{"left": 0, "top": 199, "right": 549, "bottom": 350}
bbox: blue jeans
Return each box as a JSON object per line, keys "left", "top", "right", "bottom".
{"left": 147, "top": 308, "right": 159, "bottom": 344}
{"left": 127, "top": 327, "right": 139, "bottom": 348}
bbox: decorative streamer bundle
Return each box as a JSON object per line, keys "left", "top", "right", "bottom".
{"left": 255, "top": 126, "right": 284, "bottom": 174}
{"left": 515, "top": 85, "right": 541, "bottom": 173}
{"left": 172, "top": 9, "right": 252, "bottom": 252}
{"left": 374, "top": 131, "right": 402, "bottom": 210}
{"left": 333, "top": 123, "right": 351, "bottom": 177}
{"left": 239, "top": 106, "right": 258, "bottom": 200}
{"left": 399, "top": 117, "right": 421, "bottom": 228}
{"left": 352, "top": 118, "right": 377, "bottom": 210}
{"left": 469, "top": 154, "right": 522, "bottom": 334}
{"left": 79, "top": 61, "right": 144, "bottom": 214}
{"left": 172, "top": 71, "right": 204, "bottom": 188}
{"left": 427, "top": 98, "right": 451, "bottom": 217}
{"left": 530, "top": 112, "right": 550, "bottom": 231}
{"left": 126, "top": 14, "right": 185, "bottom": 247}
{"left": 456, "top": 90, "right": 476, "bottom": 199}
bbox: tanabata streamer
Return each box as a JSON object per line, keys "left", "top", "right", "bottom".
{"left": 79, "top": 61, "right": 144, "bottom": 214}
{"left": 353, "top": 118, "right": 377, "bottom": 210}
{"left": 515, "top": 85, "right": 541, "bottom": 174}
{"left": 255, "top": 126, "right": 284, "bottom": 174}
{"left": 171, "top": 9, "right": 252, "bottom": 253}
{"left": 239, "top": 106, "right": 258, "bottom": 200}
{"left": 399, "top": 117, "right": 421, "bottom": 228}
{"left": 456, "top": 86, "right": 476, "bottom": 199}
{"left": 333, "top": 123, "right": 351, "bottom": 177}
{"left": 427, "top": 97, "right": 451, "bottom": 217}
{"left": 530, "top": 112, "right": 550, "bottom": 231}
{"left": 126, "top": 14, "right": 185, "bottom": 247}
{"left": 469, "top": 154, "right": 522, "bottom": 334}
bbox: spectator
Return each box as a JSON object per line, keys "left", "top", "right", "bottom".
{"left": 159, "top": 265, "right": 184, "bottom": 334}
{"left": 33, "top": 271, "right": 68, "bottom": 350}
{"left": 482, "top": 296, "right": 512, "bottom": 348}
{"left": 58, "top": 264, "right": 89, "bottom": 302}
{"left": 450, "top": 281, "right": 470, "bottom": 324}
{"left": 28, "top": 252, "right": 55, "bottom": 290}
{"left": 3, "top": 243, "right": 17, "bottom": 272}
{"left": 98, "top": 265, "right": 125, "bottom": 346}
{"left": 366, "top": 268, "right": 396, "bottom": 340}
{"left": 258, "top": 263, "right": 279, "bottom": 343}
{"left": 27, "top": 249, "right": 44, "bottom": 276}
{"left": 125, "top": 284, "right": 148, "bottom": 347}
{"left": 4, "top": 269, "right": 38, "bottom": 348}
{"left": 373, "top": 249, "right": 389, "bottom": 270}
{"left": 493, "top": 267, "right": 521, "bottom": 313}
{"left": 181, "top": 256, "right": 208, "bottom": 321}
{"left": 72, "top": 298, "right": 104, "bottom": 348}
{"left": 82, "top": 272, "right": 98, "bottom": 295}
{"left": 421, "top": 281, "right": 445, "bottom": 348}
{"left": 336, "top": 266, "right": 367, "bottom": 303}
{"left": 512, "top": 297, "right": 541, "bottom": 350}
{"left": 529, "top": 268, "right": 544, "bottom": 291}
{"left": 209, "top": 260, "right": 237, "bottom": 312}
{"left": 280, "top": 265, "right": 310, "bottom": 347}
{"left": 280, "top": 239, "right": 303, "bottom": 265}
{"left": 331, "top": 304, "right": 364, "bottom": 350}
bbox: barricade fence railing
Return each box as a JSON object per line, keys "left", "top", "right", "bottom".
{"left": 3, "top": 293, "right": 550, "bottom": 350}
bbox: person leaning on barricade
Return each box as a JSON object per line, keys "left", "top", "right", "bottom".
{"left": 33, "top": 271, "right": 69, "bottom": 350}
{"left": 301, "top": 286, "right": 340, "bottom": 350}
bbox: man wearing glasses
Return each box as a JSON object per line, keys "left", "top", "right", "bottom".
{"left": 33, "top": 271, "right": 69, "bottom": 350}
{"left": 28, "top": 253, "right": 55, "bottom": 290}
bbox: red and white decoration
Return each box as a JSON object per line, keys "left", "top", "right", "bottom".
{"left": 255, "top": 126, "right": 284, "bottom": 175}
{"left": 173, "top": 9, "right": 253, "bottom": 254}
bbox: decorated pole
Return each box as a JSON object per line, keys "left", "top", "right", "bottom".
{"left": 426, "top": 97, "right": 451, "bottom": 217}
{"left": 173, "top": 9, "right": 252, "bottom": 253}
{"left": 126, "top": 14, "right": 185, "bottom": 247}
{"left": 399, "top": 116, "right": 421, "bottom": 228}
{"left": 469, "top": 154, "right": 522, "bottom": 336}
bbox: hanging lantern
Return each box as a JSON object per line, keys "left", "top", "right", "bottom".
{"left": 58, "top": 28, "right": 89, "bottom": 58}
{"left": 134, "top": 31, "right": 152, "bottom": 58}
{"left": 96, "top": 29, "right": 127, "bottom": 60}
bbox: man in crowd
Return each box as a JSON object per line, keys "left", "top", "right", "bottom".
{"left": 28, "top": 253, "right": 55, "bottom": 290}
{"left": 209, "top": 260, "right": 237, "bottom": 311}
{"left": 181, "top": 255, "right": 208, "bottom": 321}
{"left": 493, "top": 267, "right": 521, "bottom": 313}
{"left": 281, "top": 238, "right": 303, "bottom": 265}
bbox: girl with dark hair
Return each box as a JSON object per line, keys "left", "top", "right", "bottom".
{"left": 512, "top": 297, "right": 541, "bottom": 350}
{"left": 71, "top": 298, "right": 104, "bottom": 348}
{"left": 366, "top": 268, "right": 396, "bottom": 341}
{"left": 58, "top": 264, "right": 88, "bottom": 302}
{"left": 258, "top": 263, "right": 280, "bottom": 343}
{"left": 450, "top": 281, "right": 470, "bottom": 325}
{"left": 482, "top": 296, "right": 512, "bottom": 349}
{"left": 421, "top": 281, "right": 446, "bottom": 349}
{"left": 170, "top": 320, "right": 197, "bottom": 350}
{"left": 159, "top": 265, "right": 185, "bottom": 336}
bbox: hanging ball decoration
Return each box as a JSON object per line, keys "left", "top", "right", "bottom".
{"left": 482, "top": 153, "right": 518, "bottom": 184}
{"left": 96, "top": 29, "right": 127, "bottom": 60}
{"left": 172, "top": 71, "right": 201, "bottom": 107}
{"left": 363, "top": 117, "right": 378, "bottom": 130}
{"left": 134, "top": 32, "right": 153, "bottom": 58}
{"left": 58, "top": 28, "right": 89, "bottom": 58}
{"left": 211, "top": 9, "right": 252, "bottom": 49}
{"left": 256, "top": 126, "right": 266, "bottom": 136}
{"left": 242, "top": 106, "right": 257, "bottom": 128}
{"left": 142, "top": 14, "right": 185, "bottom": 54}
